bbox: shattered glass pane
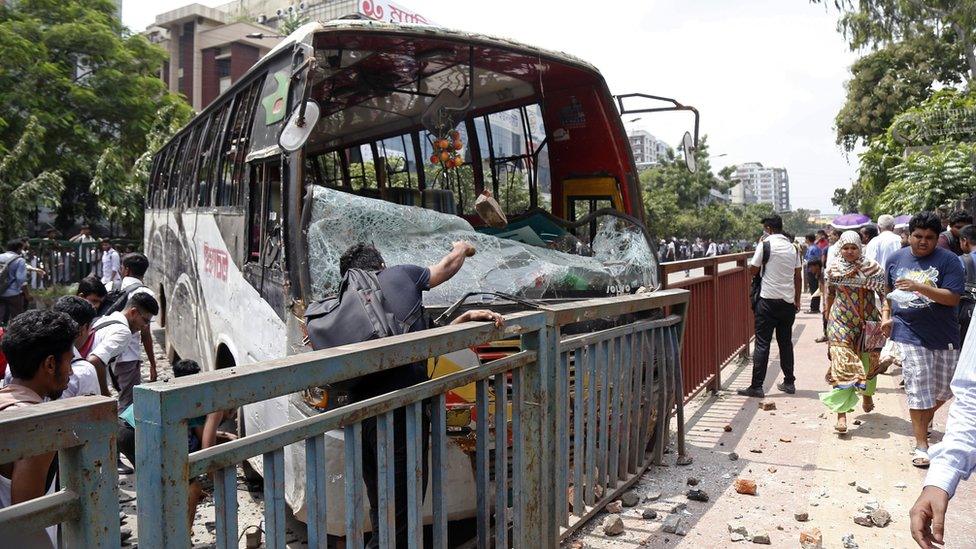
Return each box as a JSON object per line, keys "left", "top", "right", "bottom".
{"left": 306, "top": 187, "right": 658, "bottom": 305}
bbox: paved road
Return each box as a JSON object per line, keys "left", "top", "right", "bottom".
{"left": 568, "top": 295, "right": 976, "bottom": 548}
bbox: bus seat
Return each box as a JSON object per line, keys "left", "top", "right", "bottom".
{"left": 423, "top": 189, "right": 457, "bottom": 215}
{"left": 382, "top": 187, "right": 422, "bottom": 207}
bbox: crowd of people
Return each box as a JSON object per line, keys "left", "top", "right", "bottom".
{"left": 658, "top": 237, "right": 748, "bottom": 262}
{"left": 738, "top": 210, "right": 976, "bottom": 548}
{"left": 0, "top": 242, "right": 164, "bottom": 546}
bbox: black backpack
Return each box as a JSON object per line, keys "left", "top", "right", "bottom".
{"left": 97, "top": 280, "right": 145, "bottom": 317}
{"left": 304, "top": 269, "right": 423, "bottom": 391}
{"left": 0, "top": 254, "right": 23, "bottom": 294}
{"left": 750, "top": 241, "right": 771, "bottom": 312}
{"left": 960, "top": 253, "right": 976, "bottom": 343}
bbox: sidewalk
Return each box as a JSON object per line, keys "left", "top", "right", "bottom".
{"left": 568, "top": 302, "right": 976, "bottom": 548}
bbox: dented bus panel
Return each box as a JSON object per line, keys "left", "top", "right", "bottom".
{"left": 145, "top": 19, "right": 694, "bottom": 536}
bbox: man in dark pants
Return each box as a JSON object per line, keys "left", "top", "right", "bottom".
{"left": 338, "top": 243, "right": 504, "bottom": 548}
{"left": 739, "top": 215, "right": 802, "bottom": 398}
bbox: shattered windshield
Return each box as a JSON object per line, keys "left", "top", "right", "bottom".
{"left": 306, "top": 187, "right": 658, "bottom": 305}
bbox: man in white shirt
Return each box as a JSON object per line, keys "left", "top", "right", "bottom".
{"left": 738, "top": 215, "right": 802, "bottom": 398}
{"left": 910, "top": 319, "right": 976, "bottom": 548}
{"left": 87, "top": 291, "right": 158, "bottom": 402}
{"left": 110, "top": 253, "right": 158, "bottom": 410}
{"left": 866, "top": 214, "right": 903, "bottom": 269}
{"left": 100, "top": 239, "right": 120, "bottom": 286}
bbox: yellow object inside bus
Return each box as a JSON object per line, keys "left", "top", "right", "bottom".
{"left": 562, "top": 177, "right": 623, "bottom": 213}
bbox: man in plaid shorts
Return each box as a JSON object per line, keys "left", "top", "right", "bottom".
{"left": 882, "top": 212, "right": 965, "bottom": 468}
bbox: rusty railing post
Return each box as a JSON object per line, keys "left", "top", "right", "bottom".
{"left": 519, "top": 319, "right": 559, "bottom": 547}
{"left": 705, "top": 257, "right": 721, "bottom": 393}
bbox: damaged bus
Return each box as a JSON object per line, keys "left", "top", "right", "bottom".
{"left": 144, "top": 19, "right": 698, "bottom": 536}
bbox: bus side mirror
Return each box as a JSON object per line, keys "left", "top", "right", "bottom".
{"left": 682, "top": 131, "right": 697, "bottom": 173}
{"left": 279, "top": 100, "right": 320, "bottom": 153}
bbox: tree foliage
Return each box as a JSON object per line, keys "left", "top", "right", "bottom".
{"left": 843, "top": 88, "right": 976, "bottom": 215}
{"left": 813, "top": 0, "right": 974, "bottom": 148}
{"left": 640, "top": 137, "right": 782, "bottom": 242}
{"left": 0, "top": 116, "right": 64, "bottom": 241}
{"left": 0, "top": 0, "right": 192, "bottom": 238}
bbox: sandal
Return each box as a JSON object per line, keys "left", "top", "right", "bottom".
{"left": 834, "top": 421, "right": 848, "bottom": 433}
{"left": 912, "top": 447, "right": 930, "bottom": 468}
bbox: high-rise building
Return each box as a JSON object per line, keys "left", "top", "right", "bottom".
{"left": 145, "top": 1, "right": 433, "bottom": 110}
{"left": 627, "top": 130, "right": 672, "bottom": 168}
{"left": 730, "top": 162, "right": 790, "bottom": 211}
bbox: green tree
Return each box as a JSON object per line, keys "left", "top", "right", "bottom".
{"left": 0, "top": 0, "right": 192, "bottom": 238}
{"left": 0, "top": 116, "right": 64, "bottom": 241}
{"left": 278, "top": 11, "right": 310, "bottom": 36}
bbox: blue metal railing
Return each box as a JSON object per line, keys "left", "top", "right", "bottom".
{"left": 131, "top": 290, "right": 689, "bottom": 547}
{"left": 0, "top": 396, "right": 121, "bottom": 547}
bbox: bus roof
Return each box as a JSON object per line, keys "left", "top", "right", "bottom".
{"left": 178, "top": 18, "right": 606, "bottom": 133}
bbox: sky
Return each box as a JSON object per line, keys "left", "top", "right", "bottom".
{"left": 123, "top": 0, "right": 860, "bottom": 213}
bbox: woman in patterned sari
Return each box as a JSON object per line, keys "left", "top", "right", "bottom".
{"left": 820, "top": 230, "right": 888, "bottom": 432}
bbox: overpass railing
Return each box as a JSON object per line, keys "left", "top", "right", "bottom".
{"left": 134, "top": 290, "right": 690, "bottom": 548}
{"left": 661, "top": 252, "right": 754, "bottom": 402}
{"left": 0, "top": 396, "right": 120, "bottom": 547}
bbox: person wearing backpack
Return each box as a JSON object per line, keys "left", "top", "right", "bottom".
{"left": 87, "top": 292, "right": 158, "bottom": 402}
{"left": 957, "top": 225, "right": 976, "bottom": 345}
{"left": 307, "top": 241, "right": 501, "bottom": 548}
{"left": 0, "top": 239, "right": 29, "bottom": 327}
{"left": 738, "top": 215, "right": 803, "bottom": 398}
{"left": 937, "top": 210, "right": 973, "bottom": 256}
{"left": 102, "top": 253, "right": 158, "bottom": 410}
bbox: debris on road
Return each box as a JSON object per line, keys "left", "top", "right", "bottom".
{"left": 686, "top": 489, "right": 709, "bottom": 502}
{"left": 749, "top": 448, "right": 763, "bottom": 454}
{"left": 644, "top": 490, "right": 662, "bottom": 502}
{"left": 687, "top": 476, "right": 700, "bottom": 486}
{"left": 621, "top": 491, "right": 640, "bottom": 507}
{"left": 605, "top": 500, "right": 623, "bottom": 513}
{"left": 734, "top": 478, "right": 757, "bottom": 495}
{"left": 853, "top": 511, "right": 874, "bottom": 527}
{"left": 602, "top": 514, "right": 625, "bottom": 536}
{"left": 759, "top": 401, "right": 777, "bottom": 411}
{"left": 750, "top": 530, "right": 771, "bottom": 544}
{"left": 642, "top": 509, "right": 658, "bottom": 520}
{"left": 842, "top": 533, "right": 859, "bottom": 548}
{"left": 779, "top": 437, "right": 792, "bottom": 443}
{"left": 729, "top": 452, "right": 740, "bottom": 461}
{"left": 724, "top": 424, "right": 733, "bottom": 432}
{"left": 855, "top": 481, "right": 871, "bottom": 493}
{"left": 662, "top": 514, "right": 682, "bottom": 534}
{"left": 870, "top": 509, "right": 891, "bottom": 527}
{"left": 794, "top": 510, "right": 810, "bottom": 522}
{"left": 799, "top": 528, "right": 823, "bottom": 549}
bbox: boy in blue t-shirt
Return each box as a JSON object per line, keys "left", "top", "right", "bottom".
{"left": 882, "top": 212, "right": 965, "bottom": 469}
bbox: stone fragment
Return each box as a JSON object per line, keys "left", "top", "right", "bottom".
{"left": 605, "top": 500, "right": 623, "bottom": 513}
{"left": 861, "top": 500, "right": 880, "bottom": 512}
{"left": 855, "top": 481, "right": 871, "bottom": 494}
{"left": 730, "top": 532, "right": 745, "bottom": 542}
{"left": 642, "top": 509, "right": 658, "bottom": 520}
{"left": 675, "top": 520, "right": 690, "bottom": 536}
{"left": 676, "top": 455, "right": 694, "bottom": 466}
{"left": 602, "top": 514, "right": 625, "bottom": 536}
{"left": 853, "top": 512, "right": 874, "bottom": 527}
{"left": 853, "top": 419, "right": 862, "bottom": 426}
{"left": 749, "top": 448, "right": 763, "bottom": 454}
{"left": 751, "top": 530, "right": 771, "bottom": 544}
{"left": 779, "top": 437, "right": 792, "bottom": 443}
{"left": 729, "top": 452, "right": 740, "bottom": 461}
{"left": 842, "top": 533, "right": 859, "bottom": 548}
{"left": 768, "top": 467, "right": 777, "bottom": 473}
{"left": 687, "top": 476, "right": 700, "bottom": 486}
{"left": 794, "top": 510, "right": 810, "bottom": 522}
{"left": 799, "top": 528, "right": 823, "bottom": 549}
{"left": 686, "top": 489, "right": 709, "bottom": 502}
{"left": 567, "top": 540, "right": 585, "bottom": 549}
{"left": 759, "top": 401, "right": 777, "bottom": 411}
{"left": 734, "top": 478, "right": 757, "bottom": 496}
{"left": 662, "top": 514, "right": 681, "bottom": 534}
{"left": 667, "top": 501, "right": 687, "bottom": 513}
{"left": 728, "top": 521, "right": 749, "bottom": 538}
{"left": 621, "top": 491, "right": 640, "bottom": 507}
{"left": 724, "top": 424, "right": 733, "bottom": 432}
{"left": 870, "top": 509, "right": 891, "bottom": 528}
{"left": 645, "top": 490, "right": 662, "bottom": 502}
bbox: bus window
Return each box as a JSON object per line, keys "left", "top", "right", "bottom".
{"left": 166, "top": 134, "right": 188, "bottom": 208}
{"left": 568, "top": 197, "right": 614, "bottom": 246}
{"left": 197, "top": 101, "right": 230, "bottom": 207}
{"left": 247, "top": 161, "right": 283, "bottom": 270}
{"left": 178, "top": 124, "right": 203, "bottom": 207}
{"left": 216, "top": 79, "right": 263, "bottom": 207}
{"left": 306, "top": 151, "right": 344, "bottom": 189}
{"left": 477, "top": 104, "right": 550, "bottom": 216}
{"left": 377, "top": 134, "right": 417, "bottom": 189}
{"left": 345, "top": 144, "right": 376, "bottom": 195}
{"left": 420, "top": 127, "right": 476, "bottom": 215}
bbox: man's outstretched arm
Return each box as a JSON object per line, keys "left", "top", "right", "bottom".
{"left": 428, "top": 241, "right": 474, "bottom": 288}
